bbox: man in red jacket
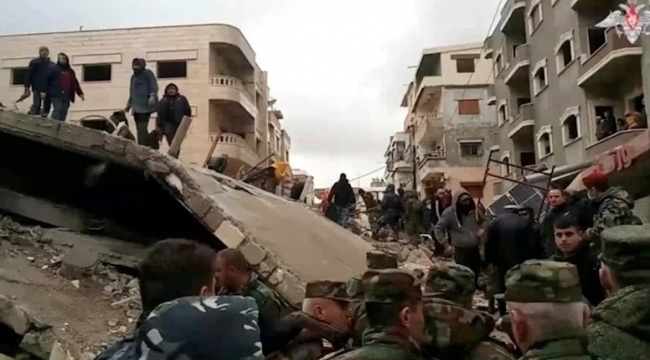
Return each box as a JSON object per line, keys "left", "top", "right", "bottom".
{"left": 51, "top": 53, "right": 84, "bottom": 121}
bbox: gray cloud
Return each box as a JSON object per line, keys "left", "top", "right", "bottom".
{"left": 0, "top": 0, "right": 501, "bottom": 187}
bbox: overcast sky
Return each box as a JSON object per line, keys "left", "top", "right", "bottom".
{"left": 0, "top": 0, "right": 501, "bottom": 188}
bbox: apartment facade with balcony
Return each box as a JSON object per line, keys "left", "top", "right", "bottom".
{"left": 384, "top": 131, "right": 412, "bottom": 188}
{"left": 0, "top": 24, "right": 291, "bottom": 176}
{"left": 403, "top": 42, "right": 498, "bottom": 201}
{"left": 486, "top": 0, "right": 643, "bottom": 193}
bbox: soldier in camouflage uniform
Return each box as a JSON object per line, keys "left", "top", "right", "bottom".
{"left": 137, "top": 296, "right": 264, "bottom": 360}
{"left": 281, "top": 281, "right": 352, "bottom": 360}
{"left": 421, "top": 262, "right": 515, "bottom": 360}
{"left": 215, "top": 249, "right": 283, "bottom": 355}
{"left": 347, "top": 251, "right": 399, "bottom": 347}
{"left": 587, "top": 225, "right": 650, "bottom": 359}
{"left": 404, "top": 191, "right": 424, "bottom": 245}
{"left": 504, "top": 260, "right": 592, "bottom": 359}
{"left": 581, "top": 172, "right": 641, "bottom": 247}
{"left": 329, "top": 269, "right": 428, "bottom": 360}
{"left": 358, "top": 189, "right": 380, "bottom": 229}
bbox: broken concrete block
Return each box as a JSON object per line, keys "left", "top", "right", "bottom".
{"left": 239, "top": 240, "right": 266, "bottom": 265}
{"left": 59, "top": 246, "right": 99, "bottom": 279}
{"left": 20, "top": 328, "right": 55, "bottom": 359}
{"left": 0, "top": 295, "right": 32, "bottom": 335}
{"left": 214, "top": 221, "right": 245, "bottom": 248}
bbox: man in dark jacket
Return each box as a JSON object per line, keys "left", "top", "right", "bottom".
{"left": 485, "top": 205, "right": 542, "bottom": 294}
{"left": 327, "top": 173, "right": 356, "bottom": 225}
{"left": 375, "top": 184, "right": 403, "bottom": 240}
{"left": 540, "top": 184, "right": 591, "bottom": 257}
{"left": 157, "top": 83, "right": 191, "bottom": 146}
{"left": 125, "top": 58, "right": 159, "bottom": 146}
{"left": 50, "top": 53, "right": 84, "bottom": 121}
{"left": 24, "top": 46, "right": 56, "bottom": 117}
{"left": 434, "top": 191, "right": 483, "bottom": 286}
{"left": 550, "top": 216, "right": 605, "bottom": 307}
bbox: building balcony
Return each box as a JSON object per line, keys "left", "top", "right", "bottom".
{"left": 414, "top": 113, "right": 444, "bottom": 146}
{"left": 584, "top": 129, "right": 646, "bottom": 160}
{"left": 503, "top": 44, "right": 530, "bottom": 85}
{"left": 571, "top": 0, "right": 618, "bottom": 13}
{"left": 499, "top": 0, "right": 526, "bottom": 34}
{"left": 487, "top": 85, "right": 496, "bottom": 106}
{"left": 483, "top": 35, "right": 493, "bottom": 59}
{"left": 507, "top": 103, "right": 534, "bottom": 140}
{"left": 418, "top": 151, "right": 447, "bottom": 182}
{"left": 577, "top": 28, "right": 642, "bottom": 88}
{"left": 214, "top": 133, "right": 260, "bottom": 175}
{"left": 208, "top": 76, "right": 258, "bottom": 119}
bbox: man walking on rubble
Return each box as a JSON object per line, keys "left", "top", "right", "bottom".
{"left": 358, "top": 188, "right": 379, "bottom": 229}
{"left": 125, "top": 58, "right": 159, "bottom": 147}
{"left": 327, "top": 173, "right": 356, "bottom": 225}
{"left": 504, "top": 260, "right": 592, "bottom": 359}
{"left": 24, "top": 46, "right": 55, "bottom": 117}
{"left": 215, "top": 249, "right": 283, "bottom": 356}
{"left": 434, "top": 190, "right": 483, "bottom": 286}
{"left": 403, "top": 191, "right": 424, "bottom": 244}
{"left": 374, "top": 184, "right": 403, "bottom": 240}
{"left": 588, "top": 225, "right": 650, "bottom": 359}
{"left": 581, "top": 172, "right": 641, "bottom": 248}
{"left": 157, "top": 83, "right": 191, "bottom": 146}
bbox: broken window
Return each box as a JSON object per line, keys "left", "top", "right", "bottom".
{"left": 460, "top": 141, "right": 483, "bottom": 157}
{"left": 539, "top": 132, "right": 552, "bottom": 156}
{"left": 458, "top": 99, "right": 480, "bottom": 115}
{"left": 563, "top": 115, "right": 580, "bottom": 142}
{"left": 557, "top": 40, "right": 574, "bottom": 70}
{"left": 157, "top": 61, "right": 187, "bottom": 79}
{"left": 456, "top": 59, "right": 475, "bottom": 73}
{"left": 10, "top": 68, "right": 28, "bottom": 86}
{"left": 83, "top": 64, "right": 112, "bottom": 82}
{"left": 533, "top": 66, "right": 547, "bottom": 94}
{"left": 498, "top": 103, "right": 508, "bottom": 125}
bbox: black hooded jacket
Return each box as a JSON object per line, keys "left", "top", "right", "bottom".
{"left": 157, "top": 83, "right": 191, "bottom": 125}
{"left": 328, "top": 177, "right": 356, "bottom": 207}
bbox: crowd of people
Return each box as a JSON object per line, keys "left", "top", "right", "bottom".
{"left": 14, "top": 46, "right": 191, "bottom": 149}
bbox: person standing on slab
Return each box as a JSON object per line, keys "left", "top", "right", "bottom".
{"left": 157, "top": 83, "right": 191, "bottom": 146}
{"left": 125, "top": 58, "right": 158, "bottom": 146}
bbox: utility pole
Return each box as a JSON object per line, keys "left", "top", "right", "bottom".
{"left": 408, "top": 123, "right": 418, "bottom": 191}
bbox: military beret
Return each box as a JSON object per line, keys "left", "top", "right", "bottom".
{"left": 424, "top": 262, "right": 475, "bottom": 299}
{"left": 600, "top": 225, "right": 650, "bottom": 277}
{"left": 504, "top": 260, "right": 582, "bottom": 303}
{"left": 361, "top": 269, "right": 422, "bottom": 303}
{"left": 366, "top": 250, "right": 398, "bottom": 269}
{"left": 305, "top": 280, "right": 350, "bottom": 301}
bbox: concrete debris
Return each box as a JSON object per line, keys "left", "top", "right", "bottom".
{"left": 0, "top": 295, "right": 34, "bottom": 335}
{"left": 59, "top": 246, "right": 99, "bottom": 279}
{"left": 20, "top": 328, "right": 56, "bottom": 359}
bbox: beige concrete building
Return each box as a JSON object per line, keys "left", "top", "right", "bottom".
{"left": 397, "top": 42, "right": 499, "bottom": 202}
{"left": 384, "top": 131, "right": 413, "bottom": 188}
{"left": 0, "top": 23, "right": 291, "bottom": 175}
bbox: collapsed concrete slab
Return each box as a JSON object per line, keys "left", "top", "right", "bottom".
{"left": 0, "top": 110, "right": 373, "bottom": 306}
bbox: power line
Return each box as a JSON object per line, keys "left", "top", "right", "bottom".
{"left": 348, "top": 166, "right": 386, "bottom": 182}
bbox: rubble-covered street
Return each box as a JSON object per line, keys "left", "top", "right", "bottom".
{"left": 0, "top": 216, "right": 143, "bottom": 360}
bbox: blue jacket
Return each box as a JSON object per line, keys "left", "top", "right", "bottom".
{"left": 128, "top": 58, "right": 158, "bottom": 114}
{"left": 25, "top": 57, "right": 55, "bottom": 93}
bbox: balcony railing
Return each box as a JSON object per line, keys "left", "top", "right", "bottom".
{"left": 209, "top": 75, "right": 255, "bottom": 103}
{"left": 215, "top": 133, "right": 259, "bottom": 166}
{"left": 414, "top": 113, "right": 443, "bottom": 144}
{"left": 580, "top": 28, "right": 640, "bottom": 81}
{"left": 487, "top": 85, "right": 496, "bottom": 105}
{"left": 508, "top": 103, "right": 534, "bottom": 137}
{"left": 504, "top": 44, "right": 529, "bottom": 83}
{"left": 584, "top": 129, "right": 646, "bottom": 160}
{"left": 499, "top": 0, "right": 526, "bottom": 32}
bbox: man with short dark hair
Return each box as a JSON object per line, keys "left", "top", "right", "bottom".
{"left": 540, "top": 184, "right": 591, "bottom": 257}
{"left": 550, "top": 216, "right": 605, "bottom": 307}
{"left": 588, "top": 225, "right": 650, "bottom": 359}
{"left": 327, "top": 173, "right": 356, "bottom": 225}
{"left": 24, "top": 46, "right": 55, "bottom": 117}
{"left": 216, "top": 248, "right": 283, "bottom": 355}
{"left": 329, "top": 269, "right": 428, "bottom": 360}
{"left": 94, "top": 239, "right": 218, "bottom": 360}
{"left": 581, "top": 172, "right": 641, "bottom": 247}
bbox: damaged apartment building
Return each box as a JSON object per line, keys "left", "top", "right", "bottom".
{"left": 385, "top": 42, "right": 498, "bottom": 203}
{"left": 482, "top": 0, "right": 650, "bottom": 216}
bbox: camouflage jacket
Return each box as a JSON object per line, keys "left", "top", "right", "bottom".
{"left": 422, "top": 297, "right": 514, "bottom": 360}
{"left": 587, "top": 284, "right": 650, "bottom": 360}
{"left": 220, "top": 274, "right": 283, "bottom": 355}
{"left": 327, "top": 327, "right": 425, "bottom": 360}
{"left": 520, "top": 328, "right": 592, "bottom": 359}
{"left": 585, "top": 187, "right": 641, "bottom": 245}
{"left": 362, "top": 194, "right": 378, "bottom": 211}
{"left": 282, "top": 311, "right": 350, "bottom": 360}
{"left": 349, "top": 302, "right": 367, "bottom": 348}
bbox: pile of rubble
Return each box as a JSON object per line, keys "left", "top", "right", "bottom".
{"left": 0, "top": 216, "right": 144, "bottom": 360}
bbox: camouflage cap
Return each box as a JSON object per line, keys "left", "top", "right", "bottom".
{"left": 600, "top": 225, "right": 650, "bottom": 277}
{"left": 366, "top": 250, "right": 398, "bottom": 269}
{"left": 424, "top": 262, "right": 475, "bottom": 300}
{"left": 361, "top": 269, "right": 422, "bottom": 303}
{"left": 305, "top": 280, "right": 350, "bottom": 301}
{"left": 138, "top": 296, "right": 263, "bottom": 360}
{"left": 504, "top": 260, "right": 582, "bottom": 303}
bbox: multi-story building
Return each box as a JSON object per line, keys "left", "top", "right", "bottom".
{"left": 384, "top": 131, "right": 413, "bottom": 188}
{"left": 400, "top": 42, "right": 499, "bottom": 202}
{"left": 485, "top": 0, "right": 643, "bottom": 194}
{"left": 0, "top": 24, "right": 291, "bottom": 174}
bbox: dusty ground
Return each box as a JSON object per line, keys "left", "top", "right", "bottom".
{"left": 0, "top": 218, "right": 140, "bottom": 359}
